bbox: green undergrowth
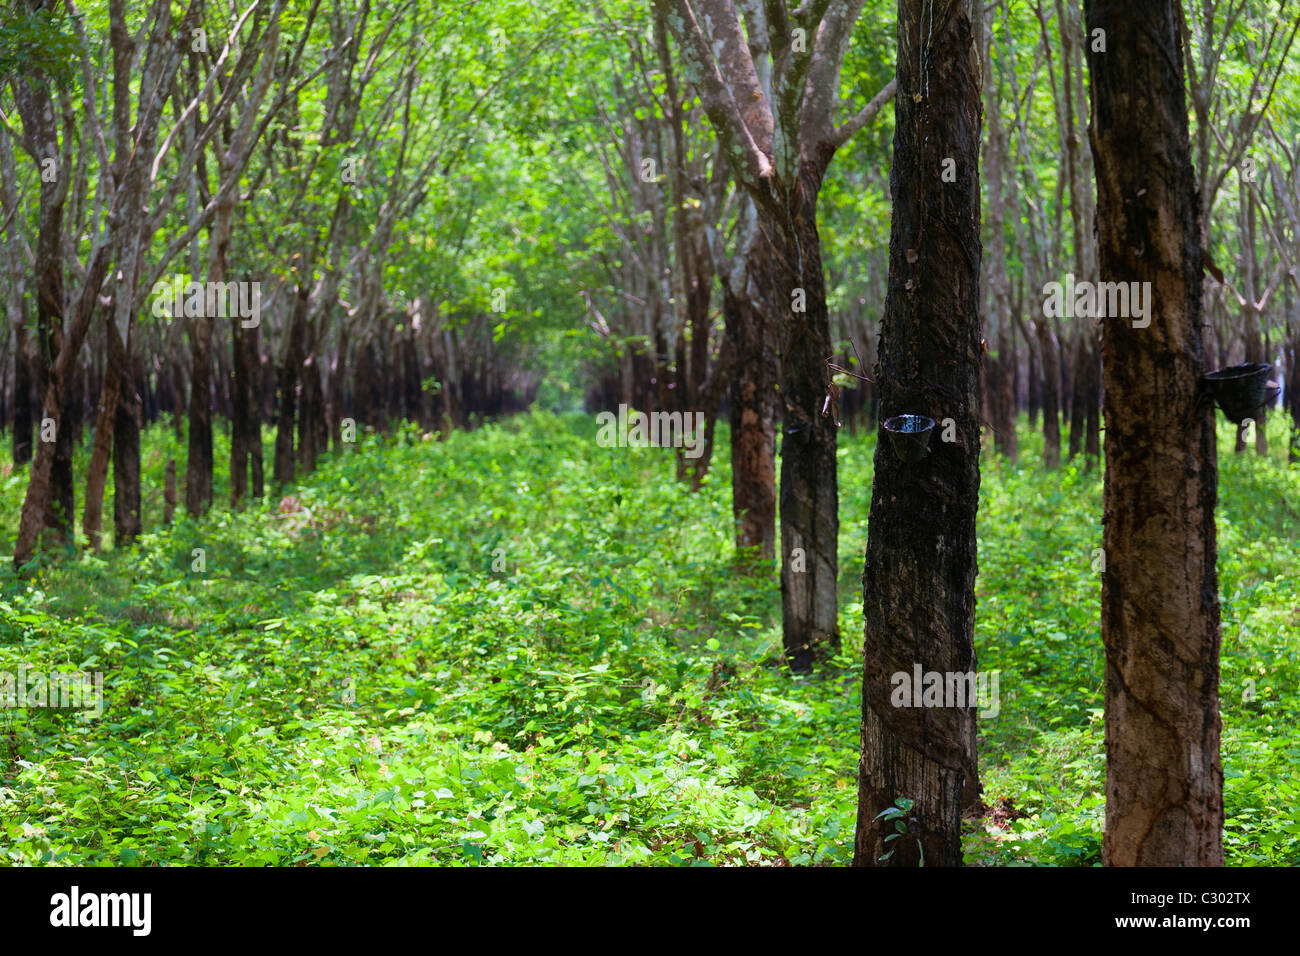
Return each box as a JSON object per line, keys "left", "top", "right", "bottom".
{"left": 0, "top": 410, "right": 1297, "bottom": 865}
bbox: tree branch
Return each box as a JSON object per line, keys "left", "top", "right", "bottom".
{"left": 654, "top": 0, "right": 775, "bottom": 190}
{"left": 828, "top": 76, "right": 897, "bottom": 151}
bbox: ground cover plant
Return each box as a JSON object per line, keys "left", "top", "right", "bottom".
{"left": 3, "top": 412, "right": 1296, "bottom": 866}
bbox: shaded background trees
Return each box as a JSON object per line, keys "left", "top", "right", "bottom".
{"left": 5, "top": 0, "right": 1297, "bottom": 572}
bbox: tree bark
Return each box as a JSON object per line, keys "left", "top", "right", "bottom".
{"left": 1, "top": 129, "right": 32, "bottom": 466}
{"left": 12, "top": 244, "right": 111, "bottom": 568}
{"left": 1084, "top": 330, "right": 1101, "bottom": 469}
{"left": 1288, "top": 331, "right": 1300, "bottom": 464}
{"left": 10, "top": 326, "right": 34, "bottom": 465}
{"left": 19, "top": 69, "right": 75, "bottom": 549}
{"left": 329, "top": 326, "right": 350, "bottom": 452}
{"left": 47, "top": 369, "right": 77, "bottom": 549}
{"left": 854, "top": 0, "right": 983, "bottom": 867}
{"left": 721, "top": 281, "right": 777, "bottom": 562}
{"left": 112, "top": 348, "right": 142, "bottom": 545}
{"left": 81, "top": 314, "right": 120, "bottom": 551}
{"left": 1026, "top": 318, "right": 1041, "bottom": 428}
{"left": 1085, "top": 0, "right": 1224, "bottom": 866}
{"left": 298, "top": 348, "right": 322, "bottom": 475}
{"left": 994, "top": 323, "right": 1018, "bottom": 459}
{"left": 230, "top": 316, "right": 253, "bottom": 505}
{"left": 164, "top": 458, "right": 177, "bottom": 525}
{"left": 1067, "top": 331, "right": 1088, "bottom": 461}
{"left": 763, "top": 168, "right": 841, "bottom": 671}
{"left": 654, "top": 0, "right": 894, "bottom": 672}
{"left": 1036, "top": 319, "right": 1063, "bottom": 467}
{"left": 185, "top": 308, "right": 215, "bottom": 517}
{"left": 274, "top": 284, "right": 310, "bottom": 485}
{"left": 982, "top": 14, "right": 1018, "bottom": 461}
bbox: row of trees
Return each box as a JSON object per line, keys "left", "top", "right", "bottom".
{"left": 850, "top": 0, "right": 1265, "bottom": 866}
{"left": 1, "top": 0, "right": 564, "bottom": 566}
{"left": 570, "top": 0, "right": 1292, "bottom": 866}
{"left": 5, "top": 1, "right": 1294, "bottom": 562}
{"left": 2, "top": 0, "right": 1298, "bottom": 865}
{"left": 568, "top": 0, "right": 1299, "bottom": 685}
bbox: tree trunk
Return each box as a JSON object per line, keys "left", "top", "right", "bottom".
{"left": 112, "top": 353, "right": 142, "bottom": 545}
{"left": 81, "top": 332, "right": 120, "bottom": 551}
{"left": 164, "top": 458, "right": 177, "bottom": 525}
{"left": 1084, "top": 330, "right": 1101, "bottom": 468}
{"left": 330, "top": 327, "right": 350, "bottom": 451}
{"left": 676, "top": 254, "right": 718, "bottom": 486}
{"left": 982, "top": 16, "right": 1018, "bottom": 462}
{"left": 170, "top": 353, "right": 186, "bottom": 439}
{"left": 230, "top": 317, "right": 249, "bottom": 506}
{"left": 1237, "top": 182, "right": 1263, "bottom": 455}
{"left": 11, "top": 326, "right": 33, "bottom": 465}
{"left": 1036, "top": 319, "right": 1063, "bottom": 467}
{"left": 1253, "top": 406, "right": 1268, "bottom": 457}
{"left": 298, "top": 349, "right": 322, "bottom": 475}
{"left": 35, "top": 194, "right": 74, "bottom": 549}
{"left": 688, "top": 338, "right": 729, "bottom": 492}
{"left": 47, "top": 374, "right": 77, "bottom": 549}
{"left": 1026, "top": 318, "right": 1041, "bottom": 428}
{"left": 721, "top": 282, "right": 777, "bottom": 562}
{"left": 1085, "top": 0, "right": 1224, "bottom": 866}
{"left": 994, "top": 323, "right": 1018, "bottom": 460}
{"left": 274, "top": 285, "right": 309, "bottom": 485}
{"left": 356, "top": 337, "right": 377, "bottom": 431}
{"left": 250, "top": 318, "right": 265, "bottom": 498}
{"left": 854, "top": 0, "right": 983, "bottom": 868}
{"left": 674, "top": 325, "right": 691, "bottom": 482}
{"left": 1288, "top": 330, "right": 1299, "bottom": 464}
{"left": 13, "top": 40, "right": 75, "bottom": 553}
{"left": 84, "top": 305, "right": 140, "bottom": 548}
{"left": 1067, "top": 330, "right": 1088, "bottom": 460}
{"left": 185, "top": 309, "right": 215, "bottom": 517}
{"left": 762, "top": 169, "right": 841, "bottom": 671}
{"left": 1, "top": 129, "right": 32, "bottom": 466}
{"left": 12, "top": 246, "right": 111, "bottom": 568}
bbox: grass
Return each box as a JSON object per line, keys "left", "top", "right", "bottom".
{"left": 0, "top": 409, "right": 1297, "bottom": 866}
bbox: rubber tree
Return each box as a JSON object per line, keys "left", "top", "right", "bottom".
{"left": 9, "top": 0, "right": 76, "bottom": 551}
{"left": 655, "top": 0, "right": 895, "bottom": 671}
{"left": 852, "top": 0, "right": 983, "bottom": 867}
{"left": 0, "top": 128, "right": 32, "bottom": 467}
{"left": 1084, "top": 0, "right": 1224, "bottom": 866}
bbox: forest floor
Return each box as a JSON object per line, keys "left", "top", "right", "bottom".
{"left": 1, "top": 412, "right": 1298, "bottom": 865}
